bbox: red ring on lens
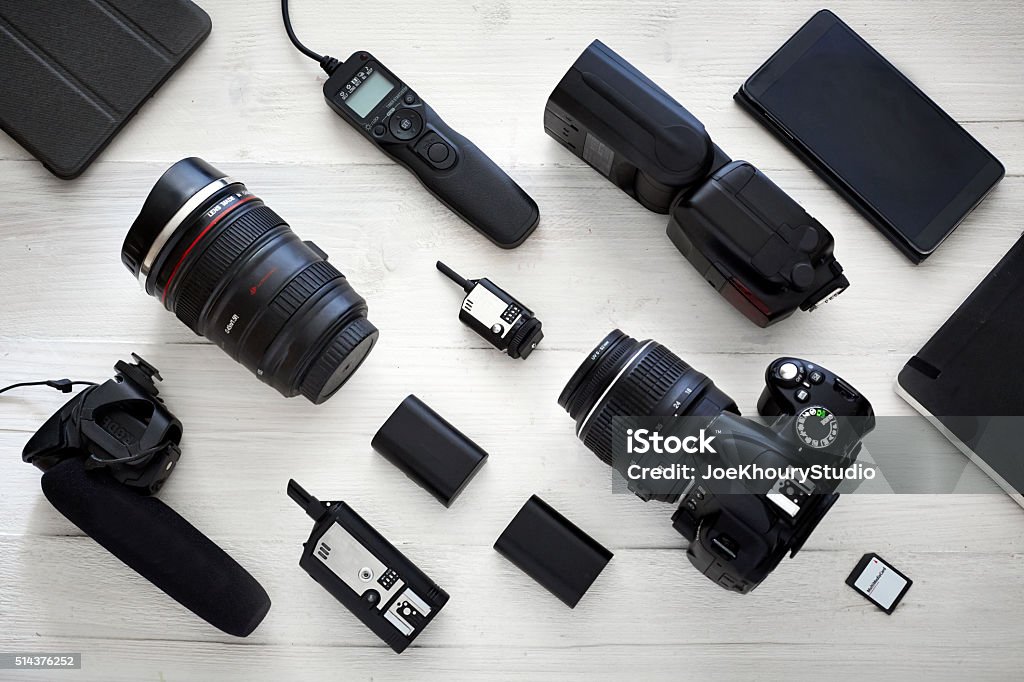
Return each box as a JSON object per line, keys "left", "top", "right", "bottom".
{"left": 160, "top": 195, "right": 259, "bottom": 304}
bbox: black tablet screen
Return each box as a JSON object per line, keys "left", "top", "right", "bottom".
{"left": 755, "top": 20, "right": 993, "bottom": 248}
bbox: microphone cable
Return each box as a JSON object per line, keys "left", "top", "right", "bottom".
{"left": 1, "top": 378, "right": 165, "bottom": 469}
{"left": 0, "top": 378, "right": 96, "bottom": 395}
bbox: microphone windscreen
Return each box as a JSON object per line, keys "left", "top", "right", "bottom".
{"left": 40, "top": 458, "right": 271, "bottom": 637}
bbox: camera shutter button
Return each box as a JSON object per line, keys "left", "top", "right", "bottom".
{"left": 778, "top": 362, "right": 799, "bottom": 382}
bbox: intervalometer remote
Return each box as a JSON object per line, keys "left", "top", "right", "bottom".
{"left": 323, "top": 52, "right": 540, "bottom": 248}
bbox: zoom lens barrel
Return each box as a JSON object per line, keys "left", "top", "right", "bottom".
{"left": 122, "top": 158, "right": 379, "bottom": 404}
{"left": 559, "top": 330, "right": 738, "bottom": 464}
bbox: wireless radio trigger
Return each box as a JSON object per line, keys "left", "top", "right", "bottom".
{"left": 436, "top": 261, "right": 544, "bottom": 359}
{"left": 287, "top": 480, "right": 449, "bottom": 653}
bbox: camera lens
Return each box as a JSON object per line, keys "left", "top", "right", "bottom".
{"left": 558, "top": 329, "right": 737, "bottom": 464}
{"left": 121, "top": 158, "right": 379, "bottom": 404}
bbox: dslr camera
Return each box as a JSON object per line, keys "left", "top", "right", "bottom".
{"left": 545, "top": 40, "right": 848, "bottom": 327}
{"left": 559, "top": 330, "right": 875, "bottom": 593}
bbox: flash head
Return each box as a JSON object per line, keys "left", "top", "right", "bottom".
{"left": 545, "top": 39, "right": 730, "bottom": 213}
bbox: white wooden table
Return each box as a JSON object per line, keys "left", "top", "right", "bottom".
{"left": 2, "top": 1, "right": 1022, "bottom": 680}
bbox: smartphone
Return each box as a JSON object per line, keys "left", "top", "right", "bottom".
{"left": 736, "top": 10, "right": 1004, "bottom": 263}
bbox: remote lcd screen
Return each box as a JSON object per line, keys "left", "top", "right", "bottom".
{"left": 755, "top": 22, "right": 992, "bottom": 244}
{"left": 344, "top": 71, "right": 394, "bottom": 118}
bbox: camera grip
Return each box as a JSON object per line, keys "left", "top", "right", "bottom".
{"left": 40, "top": 458, "right": 270, "bottom": 637}
{"left": 392, "top": 112, "right": 539, "bottom": 248}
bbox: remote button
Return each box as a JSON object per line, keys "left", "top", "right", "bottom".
{"left": 778, "top": 362, "right": 799, "bottom": 381}
{"left": 808, "top": 370, "right": 825, "bottom": 385}
{"left": 427, "top": 142, "right": 449, "bottom": 163}
{"left": 415, "top": 132, "right": 458, "bottom": 170}
{"left": 798, "top": 226, "right": 820, "bottom": 252}
{"left": 791, "top": 262, "right": 815, "bottom": 289}
{"left": 795, "top": 388, "right": 810, "bottom": 403}
{"left": 389, "top": 109, "right": 422, "bottom": 140}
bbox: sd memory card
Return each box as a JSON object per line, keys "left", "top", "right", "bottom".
{"left": 846, "top": 553, "right": 912, "bottom": 614}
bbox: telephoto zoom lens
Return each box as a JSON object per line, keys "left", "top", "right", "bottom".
{"left": 121, "top": 158, "right": 379, "bottom": 404}
{"left": 558, "top": 329, "right": 738, "bottom": 465}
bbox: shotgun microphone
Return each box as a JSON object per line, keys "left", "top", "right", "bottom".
{"left": 40, "top": 458, "right": 271, "bottom": 637}
{"left": 11, "top": 355, "right": 271, "bottom": 637}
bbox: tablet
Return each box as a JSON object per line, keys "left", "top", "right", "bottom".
{"left": 737, "top": 9, "right": 1004, "bottom": 262}
{"left": 0, "top": 0, "right": 211, "bottom": 179}
{"left": 896, "top": 234, "right": 1024, "bottom": 507}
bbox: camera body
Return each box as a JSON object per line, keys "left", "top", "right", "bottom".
{"left": 545, "top": 41, "right": 848, "bottom": 326}
{"left": 22, "top": 354, "right": 182, "bottom": 494}
{"left": 669, "top": 358, "right": 875, "bottom": 593}
{"left": 560, "top": 331, "right": 875, "bottom": 593}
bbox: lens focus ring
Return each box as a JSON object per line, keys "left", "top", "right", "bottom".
{"left": 269, "top": 260, "right": 343, "bottom": 321}
{"left": 582, "top": 343, "right": 690, "bottom": 464}
{"left": 172, "top": 204, "right": 285, "bottom": 332}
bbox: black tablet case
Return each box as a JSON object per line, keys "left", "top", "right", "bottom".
{"left": 0, "top": 1, "right": 211, "bottom": 179}
{"left": 898, "top": 234, "right": 1024, "bottom": 494}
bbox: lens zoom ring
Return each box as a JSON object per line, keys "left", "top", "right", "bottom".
{"left": 269, "top": 260, "right": 343, "bottom": 321}
{"left": 583, "top": 344, "right": 689, "bottom": 465}
{"left": 173, "top": 205, "right": 284, "bottom": 332}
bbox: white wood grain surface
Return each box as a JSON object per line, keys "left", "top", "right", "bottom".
{"left": 1, "top": 1, "right": 1023, "bottom": 680}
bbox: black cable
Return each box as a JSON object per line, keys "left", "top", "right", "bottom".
{"left": 0, "top": 379, "right": 97, "bottom": 396}
{"left": 281, "top": 0, "right": 341, "bottom": 74}
{"left": 1, "top": 377, "right": 168, "bottom": 468}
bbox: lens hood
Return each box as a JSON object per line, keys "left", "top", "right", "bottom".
{"left": 121, "top": 158, "right": 232, "bottom": 280}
